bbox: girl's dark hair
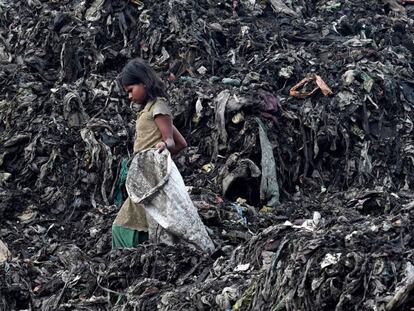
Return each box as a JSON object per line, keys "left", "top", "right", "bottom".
{"left": 120, "top": 58, "right": 167, "bottom": 99}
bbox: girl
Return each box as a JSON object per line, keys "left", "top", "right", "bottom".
{"left": 112, "top": 58, "right": 187, "bottom": 248}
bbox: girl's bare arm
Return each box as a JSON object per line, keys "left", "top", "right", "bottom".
{"left": 154, "top": 116, "right": 187, "bottom": 155}
{"left": 171, "top": 125, "right": 187, "bottom": 154}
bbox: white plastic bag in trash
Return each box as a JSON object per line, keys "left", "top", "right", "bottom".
{"left": 126, "top": 149, "right": 215, "bottom": 253}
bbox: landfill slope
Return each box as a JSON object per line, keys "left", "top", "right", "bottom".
{"left": 1, "top": 0, "right": 414, "bottom": 310}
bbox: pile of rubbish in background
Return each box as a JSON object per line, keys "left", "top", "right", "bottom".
{"left": 1, "top": 0, "right": 414, "bottom": 310}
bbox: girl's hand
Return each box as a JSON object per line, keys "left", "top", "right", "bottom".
{"left": 155, "top": 141, "right": 167, "bottom": 153}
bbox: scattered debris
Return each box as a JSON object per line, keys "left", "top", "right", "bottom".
{"left": 1, "top": 0, "right": 414, "bottom": 310}
{"left": 289, "top": 74, "right": 333, "bottom": 98}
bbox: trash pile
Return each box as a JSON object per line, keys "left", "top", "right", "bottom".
{"left": 1, "top": 0, "right": 414, "bottom": 310}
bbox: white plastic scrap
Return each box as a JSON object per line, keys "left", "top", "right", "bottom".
{"left": 234, "top": 263, "right": 250, "bottom": 272}
{"left": 279, "top": 66, "right": 294, "bottom": 78}
{"left": 197, "top": 66, "right": 207, "bottom": 75}
{"left": 321, "top": 253, "right": 342, "bottom": 269}
{"left": 283, "top": 211, "right": 323, "bottom": 231}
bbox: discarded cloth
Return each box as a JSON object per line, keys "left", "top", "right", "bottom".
{"left": 256, "top": 118, "right": 280, "bottom": 207}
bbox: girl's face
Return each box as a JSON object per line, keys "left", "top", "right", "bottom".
{"left": 124, "top": 83, "right": 147, "bottom": 104}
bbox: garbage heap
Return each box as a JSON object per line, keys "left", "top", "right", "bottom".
{"left": 1, "top": 0, "right": 414, "bottom": 310}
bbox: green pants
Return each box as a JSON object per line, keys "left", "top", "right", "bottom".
{"left": 112, "top": 224, "right": 149, "bottom": 249}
